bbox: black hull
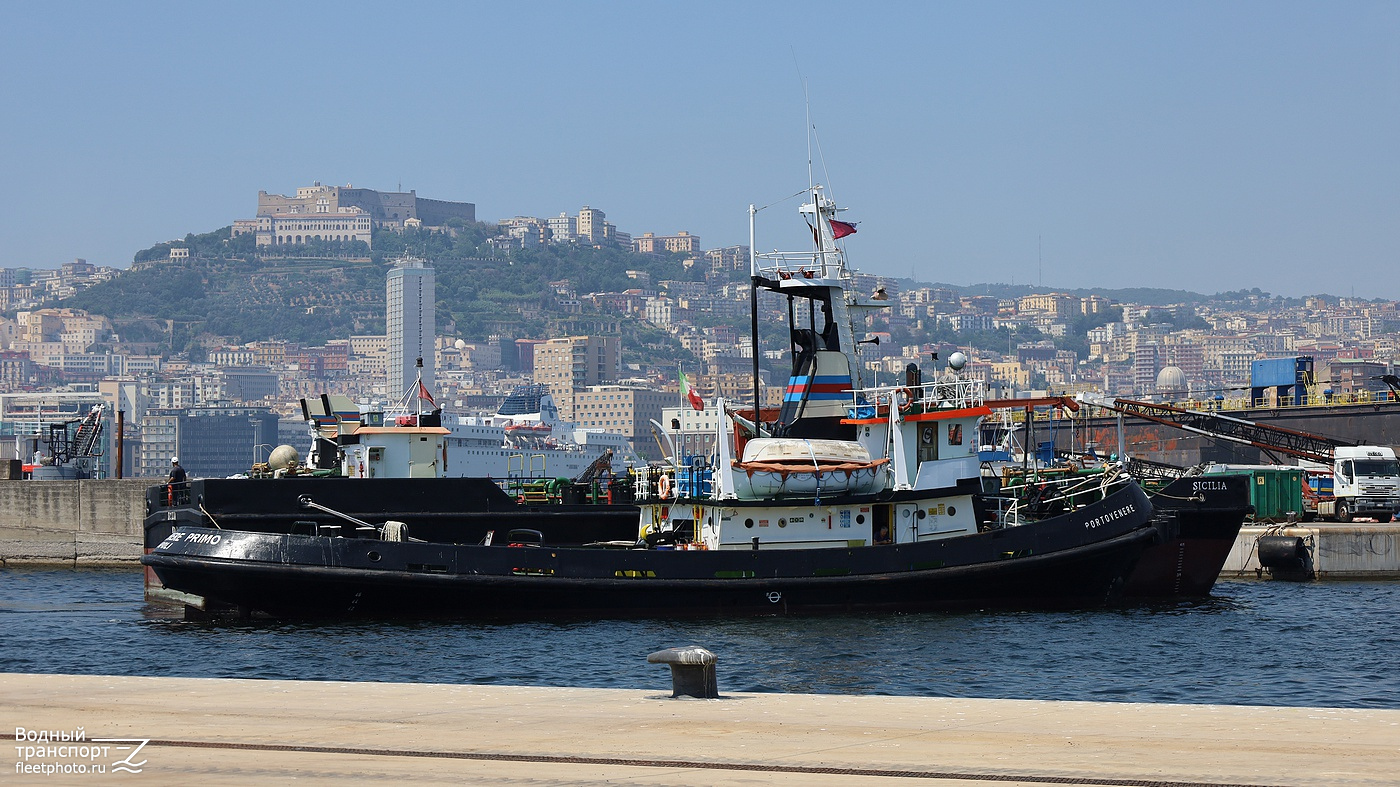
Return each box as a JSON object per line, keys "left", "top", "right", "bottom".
{"left": 144, "top": 484, "right": 1160, "bottom": 619}
{"left": 1123, "top": 475, "right": 1252, "bottom": 598}
{"left": 144, "top": 477, "right": 640, "bottom": 549}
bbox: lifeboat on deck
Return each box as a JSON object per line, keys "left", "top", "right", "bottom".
{"left": 731, "top": 438, "right": 888, "bottom": 498}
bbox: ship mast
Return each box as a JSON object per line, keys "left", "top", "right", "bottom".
{"left": 750, "top": 204, "right": 761, "bottom": 419}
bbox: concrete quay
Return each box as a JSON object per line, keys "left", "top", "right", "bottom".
{"left": 1223, "top": 524, "right": 1400, "bottom": 579}
{"left": 3, "top": 673, "right": 1397, "bottom": 785}
{"left": 0, "top": 479, "right": 147, "bottom": 566}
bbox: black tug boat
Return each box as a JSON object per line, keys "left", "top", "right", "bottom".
{"left": 144, "top": 183, "right": 1164, "bottom": 618}
{"left": 993, "top": 460, "right": 1252, "bottom": 599}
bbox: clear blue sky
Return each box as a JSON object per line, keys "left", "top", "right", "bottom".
{"left": 2, "top": 1, "right": 1397, "bottom": 298}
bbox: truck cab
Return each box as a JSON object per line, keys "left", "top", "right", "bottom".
{"left": 1327, "top": 446, "right": 1400, "bottom": 522}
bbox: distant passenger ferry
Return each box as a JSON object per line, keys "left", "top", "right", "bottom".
{"left": 443, "top": 384, "right": 639, "bottom": 479}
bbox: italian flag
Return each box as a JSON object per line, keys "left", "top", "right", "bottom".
{"left": 680, "top": 369, "right": 704, "bottom": 411}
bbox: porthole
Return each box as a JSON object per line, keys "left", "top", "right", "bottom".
{"left": 947, "top": 506, "right": 956, "bottom": 517}
{"left": 368, "top": 551, "right": 381, "bottom": 562}
{"left": 745, "top": 518, "right": 754, "bottom": 528}
{"left": 916, "top": 509, "right": 926, "bottom": 519}
{"left": 856, "top": 514, "right": 865, "bottom": 525}
{"left": 778, "top": 518, "right": 787, "bottom": 528}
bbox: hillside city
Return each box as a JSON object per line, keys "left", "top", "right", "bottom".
{"left": 4, "top": 182, "right": 1399, "bottom": 479}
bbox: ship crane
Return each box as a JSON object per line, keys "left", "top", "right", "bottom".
{"left": 1077, "top": 394, "right": 1350, "bottom": 465}
{"left": 1078, "top": 394, "right": 1400, "bottom": 523}
{"left": 1371, "top": 375, "right": 1400, "bottom": 400}
{"left": 575, "top": 449, "right": 614, "bottom": 484}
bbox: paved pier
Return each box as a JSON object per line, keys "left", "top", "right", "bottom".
{"left": 3, "top": 673, "right": 1397, "bottom": 785}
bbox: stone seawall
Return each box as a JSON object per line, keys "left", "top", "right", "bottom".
{"left": 1223, "top": 524, "right": 1400, "bottom": 579}
{"left": 0, "top": 479, "right": 151, "bottom": 566}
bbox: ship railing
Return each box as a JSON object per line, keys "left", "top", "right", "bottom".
{"left": 853, "top": 377, "right": 986, "bottom": 416}
{"left": 632, "top": 467, "right": 653, "bottom": 499}
{"left": 988, "top": 464, "right": 1132, "bottom": 527}
{"left": 156, "top": 481, "right": 191, "bottom": 508}
{"left": 633, "top": 463, "right": 713, "bottom": 502}
{"left": 996, "top": 463, "right": 1130, "bottom": 497}
{"left": 753, "top": 249, "right": 846, "bottom": 282}
{"left": 497, "top": 474, "right": 631, "bottom": 506}
{"left": 1156, "top": 387, "right": 1400, "bottom": 414}
{"left": 980, "top": 494, "right": 1024, "bottom": 528}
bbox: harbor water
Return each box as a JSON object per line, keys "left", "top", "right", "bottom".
{"left": 2, "top": 567, "right": 1396, "bottom": 709}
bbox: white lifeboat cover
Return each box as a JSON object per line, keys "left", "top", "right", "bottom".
{"left": 740, "top": 438, "right": 872, "bottom": 465}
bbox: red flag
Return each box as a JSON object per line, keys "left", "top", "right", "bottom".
{"left": 830, "top": 219, "right": 858, "bottom": 239}
{"left": 418, "top": 381, "right": 436, "bottom": 408}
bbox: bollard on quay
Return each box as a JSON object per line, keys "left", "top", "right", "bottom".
{"left": 647, "top": 646, "right": 718, "bottom": 698}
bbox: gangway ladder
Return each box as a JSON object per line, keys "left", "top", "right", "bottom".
{"left": 71, "top": 409, "right": 105, "bottom": 458}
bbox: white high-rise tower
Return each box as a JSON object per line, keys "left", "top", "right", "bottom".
{"left": 386, "top": 256, "right": 435, "bottom": 396}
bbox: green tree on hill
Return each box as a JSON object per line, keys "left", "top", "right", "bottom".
{"left": 132, "top": 226, "right": 256, "bottom": 262}
{"left": 64, "top": 224, "right": 709, "bottom": 356}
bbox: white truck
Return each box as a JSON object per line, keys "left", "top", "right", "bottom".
{"left": 1302, "top": 446, "right": 1400, "bottom": 523}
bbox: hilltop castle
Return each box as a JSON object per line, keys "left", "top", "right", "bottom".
{"left": 232, "top": 183, "right": 475, "bottom": 249}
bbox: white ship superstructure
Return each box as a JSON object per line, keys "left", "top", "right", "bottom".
{"left": 444, "top": 384, "right": 638, "bottom": 479}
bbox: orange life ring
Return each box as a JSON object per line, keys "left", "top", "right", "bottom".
{"left": 657, "top": 474, "right": 672, "bottom": 499}
{"left": 896, "top": 388, "right": 914, "bottom": 412}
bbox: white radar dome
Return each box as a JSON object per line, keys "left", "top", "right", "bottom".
{"left": 947, "top": 352, "right": 968, "bottom": 371}
{"left": 267, "top": 444, "right": 301, "bottom": 470}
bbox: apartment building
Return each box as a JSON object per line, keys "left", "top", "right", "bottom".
{"left": 137, "top": 405, "right": 280, "bottom": 479}
{"left": 703, "top": 245, "right": 749, "bottom": 273}
{"left": 574, "top": 385, "right": 669, "bottom": 459}
{"left": 386, "top": 258, "right": 436, "bottom": 396}
{"left": 1133, "top": 343, "right": 1161, "bottom": 396}
{"left": 531, "top": 335, "right": 621, "bottom": 420}
{"left": 633, "top": 231, "right": 701, "bottom": 254}
{"left": 577, "top": 206, "right": 606, "bottom": 243}
{"left": 1017, "top": 293, "right": 1077, "bottom": 319}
